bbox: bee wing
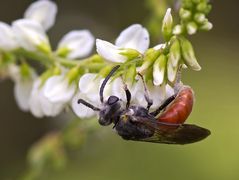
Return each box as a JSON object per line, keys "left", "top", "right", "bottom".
{"left": 134, "top": 116, "right": 211, "bottom": 144}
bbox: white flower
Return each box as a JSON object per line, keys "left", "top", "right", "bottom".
{"left": 72, "top": 73, "right": 114, "bottom": 118}
{"left": 96, "top": 24, "right": 149, "bottom": 63}
{"left": 10, "top": 65, "right": 36, "bottom": 112}
{"left": 14, "top": 78, "right": 34, "bottom": 112}
{"left": 12, "top": 19, "right": 50, "bottom": 52}
{"left": 43, "top": 74, "right": 76, "bottom": 104}
{"left": 0, "top": 22, "right": 18, "bottom": 50}
{"left": 115, "top": 24, "right": 149, "bottom": 53}
{"left": 29, "top": 79, "right": 65, "bottom": 118}
{"left": 57, "top": 30, "right": 95, "bottom": 59}
{"left": 72, "top": 73, "right": 101, "bottom": 118}
{"left": 71, "top": 92, "right": 97, "bottom": 119}
{"left": 29, "top": 79, "right": 44, "bottom": 118}
{"left": 24, "top": 0, "right": 57, "bottom": 31}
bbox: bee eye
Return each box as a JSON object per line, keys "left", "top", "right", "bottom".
{"left": 107, "top": 96, "right": 119, "bottom": 105}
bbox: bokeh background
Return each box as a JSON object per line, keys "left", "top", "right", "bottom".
{"left": 0, "top": 0, "right": 239, "bottom": 179}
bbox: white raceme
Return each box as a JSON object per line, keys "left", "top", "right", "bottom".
{"left": 57, "top": 30, "right": 95, "bottom": 59}
{"left": 96, "top": 24, "right": 149, "bottom": 63}
{"left": 24, "top": 0, "right": 57, "bottom": 31}
{"left": 12, "top": 19, "right": 50, "bottom": 52}
{"left": 0, "top": 22, "right": 19, "bottom": 50}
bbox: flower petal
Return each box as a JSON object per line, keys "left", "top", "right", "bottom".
{"left": 57, "top": 30, "right": 94, "bottom": 59}
{"left": 43, "top": 75, "right": 76, "bottom": 103}
{"left": 29, "top": 79, "right": 44, "bottom": 118}
{"left": 96, "top": 39, "right": 126, "bottom": 63}
{"left": 79, "top": 73, "right": 99, "bottom": 93}
{"left": 14, "top": 79, "right": 33, "bottom": 112}
{"left": 115, "top": 24, "right": 149, "bottom": 53}
{"left": 0, "top": 22, "right": 18, "bottom": 50}
{"left": 111, "top": 78, "right": 126, "bottom": 101}
{"left": 153, "top": 55, "right": 167, "bottom": 86}
{"left": 39, "top": 90, "right": 64, "bottom": 117}
{"left": 24, "top": 0, "right": 57, "bottom": 31}
{"left": 71, "top": 92, "right": 97, "bottom": 118}
{"left": 12, "top": 19, "right": 50, "bottom": 51}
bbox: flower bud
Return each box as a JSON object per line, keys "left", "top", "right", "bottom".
{"left": 173, "top": 25, "right": 183, "bottom": 35}
{"left": 194, "top": 13, "right": 206, "bottom": 24}
{"left": 180, "top": 37, "right": 201, "bottom": 71}
{"left": 200, "top": 21, "right": 213, "bottom": 31}
{"left": 66, "top": 66, "right": 81, "bottom": 84}
{"left": 153, "top": 54, "right": 167, "bottom": 86}
{"left": 167, "top": 39, "right": 181, "bottom": 82}
{"left": 187, "top": 22, "right": 198, "bottom": 35}
{"left": 119, "top": 48, "right": 141, "bottom": 60}
{"left": 196, "top": 2, "right": 207, "bottom": 13}
{"left": 137, "top": 48, "right": 160, "bottom": 74}
{"left": 162, "top": 8, "right": 173, "bottom": 41}
{"left": 179, "top": 8, "right": 191, "bottom": 21}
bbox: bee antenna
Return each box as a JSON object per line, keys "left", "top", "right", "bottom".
{"left": 100, "top": 65, "right": 120, "bottom": 103}
{"left": 78, "top": 99, "right": 100, "bottom": 111}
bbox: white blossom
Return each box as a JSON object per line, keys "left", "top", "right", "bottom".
{"left": 0, "top": 22, "right": 18, "bottom": 50}
{"left": 96, "top": 24, "right": 149, "bottom": 63}
{"left": 72, "top": 73, "right": 112, "bottom": 118}
{"left": 12, "top": 19, "right": 50, "bottom": 52}
{"left": 9, "top": 65, "right": 36, "bottom": 112}
{"left": 24, "top": 0, "right": 57, "bottom": 31}
{"left": 71, "top": 92, "right": 97, "bottom": 119}
{"left": 29, "top": 79, "right": 65, "bottom": 117}
{"left": 57, "top": 30, "right": 95, "bottom": 59}
{"left": 43, "top": 74, "right": 76, "bottom": 104}
{"left": 14, "top": 78, "right": 34, "bottom": 112}
{"left": 29, "top": 79, "right": 45, "bottom": 118}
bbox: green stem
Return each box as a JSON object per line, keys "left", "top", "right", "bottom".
{"left": 13, "top": 48, "right": 106, "bottom": 71}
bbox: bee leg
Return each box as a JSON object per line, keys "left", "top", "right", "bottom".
{"left": 150, "top": 95, "right": 176, "bottom": 117}
{"left": 123, "top": 84, "right": 131, "bottom": 109}
{"left": 137, "top": 73, "right": 153, "bottom": 111}
{"left": 78, "top": 99, "right": 101, "bottom": 111}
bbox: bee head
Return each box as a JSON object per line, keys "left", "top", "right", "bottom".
{"left": 98, "top": 95, "right": 121, "bottom": 126}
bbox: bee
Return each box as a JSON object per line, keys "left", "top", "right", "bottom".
{"left": 78, "top": 65, "right": 210, "bottom": 144}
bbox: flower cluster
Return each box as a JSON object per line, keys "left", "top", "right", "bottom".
{"left": 176, "top": 0, "right": 213, "bottom": 35}
{"left": 0, "top": 0, "right": 212, "bottom": 120}
{"left": 0, "top": 0, "right": 95, "bottom": 117}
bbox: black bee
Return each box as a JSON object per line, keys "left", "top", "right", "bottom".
{"left": 78, "top": 65, "right": 210, "bottom": 144}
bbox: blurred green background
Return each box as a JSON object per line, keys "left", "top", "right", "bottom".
{"left": 0, "top": 0, "right": 239, "bottom": 179}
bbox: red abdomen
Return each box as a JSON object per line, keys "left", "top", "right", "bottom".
{"left": 158, "top": 86, "right": 194, "bottom": 124}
